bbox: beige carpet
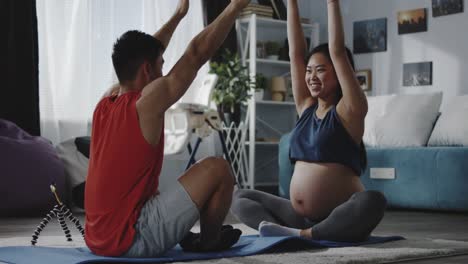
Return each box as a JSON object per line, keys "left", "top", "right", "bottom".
{"left": 1, "top": 224, "right": 468, "bottom": 264}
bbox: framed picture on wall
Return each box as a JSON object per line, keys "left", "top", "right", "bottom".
{"left": 432, "top": 0, "right": 464, "bottom": 17}
{"left": 403, "top": 62, "right": 433, "bottom": 86}
{"left": 398, "top": 8, "right": 428, "bottom": 34}
{"left": 353, "top": 18, "right": 387, "bottom": 54}
{"left": 356, "top": 70, "right": 372, "bottom": 91}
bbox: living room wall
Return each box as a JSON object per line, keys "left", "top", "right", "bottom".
{"left": 308, "top": 0, "right": 468, "bottom": 109}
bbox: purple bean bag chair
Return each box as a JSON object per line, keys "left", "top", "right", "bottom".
{"left": 0, "top": 119, "right": 65, "bottom": 216}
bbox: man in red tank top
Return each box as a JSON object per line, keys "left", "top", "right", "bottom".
{"left": 85, "top": 0, "right": 251, "bottom": 257}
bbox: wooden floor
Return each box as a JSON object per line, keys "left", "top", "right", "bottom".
{"left": 1, "top": 209, "right": 468, "bottom": 263}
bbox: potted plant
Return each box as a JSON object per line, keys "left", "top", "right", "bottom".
{"left": 210, "top": 49, "right": 258, "bottom": 125}
{"left": 255, "top": 73, "right": 267, "bottom": 101}
{"left": 264, "top": 41, "right": 281, "bottom": 60}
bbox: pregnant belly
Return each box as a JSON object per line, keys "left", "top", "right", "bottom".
{"left": 289, "top": 161, "right": 364, "bottom": 221}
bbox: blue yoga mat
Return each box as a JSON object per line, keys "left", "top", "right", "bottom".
{"left": 0, "top": 235, "right": 404, "bottom": 264}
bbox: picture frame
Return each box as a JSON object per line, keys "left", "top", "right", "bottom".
{"left": 432, "top": 0, "right": 464, "bottom": 17}
{"left": 403, "top": 62, "right": 433, "bottom": 86}
{"left": 353, "top": 18, "right": 387, "bottom": 54}
{"left": 398, "top": 8, "right": 428, "bottom": 35}
{"left": 356, "top": 70, "right": 372, "bottom": 91}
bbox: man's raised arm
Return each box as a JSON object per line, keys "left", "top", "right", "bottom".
{"left": 139, "top": 0, "right": 250, "bottom": 114}
{"left": 101, "top": 0, "right": 188, "bottom": 99}
{"left": 153, "top": 0, "right": 189, "bottom": 50}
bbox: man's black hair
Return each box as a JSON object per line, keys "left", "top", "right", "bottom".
{"left": 112, "top": 30, "right": 164, "bottom": 83}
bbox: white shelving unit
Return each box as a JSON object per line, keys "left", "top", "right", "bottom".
{"left": 235, "top": 15, "right": 319, "bottom": 190}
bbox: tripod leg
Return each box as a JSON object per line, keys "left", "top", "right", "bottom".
{"left": 186, "top": 143, "right": 195, "bottom": 170}
{"left": 187, "top": 142, "right": 195, "bottom": 165}
{"left": 185, "top": 137, "right": 202, "bottom": 171}
{"left": 62, "top": 205, "right": 85, "bottom": 237}
{"left": 31, "top": 205, "right": 59, "bottom": 245}
{"left": 57, "top": 205, "right": 73, "bottom": 242}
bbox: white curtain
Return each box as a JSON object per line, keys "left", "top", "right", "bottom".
{"left": 37, "top": 0, "right": 208, "bottom": 145}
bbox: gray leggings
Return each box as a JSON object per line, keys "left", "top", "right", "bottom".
{"left": 230, "top": 189, "right": 386, "bottom": 242}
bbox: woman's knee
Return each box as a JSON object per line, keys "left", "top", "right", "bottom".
{"left": 231, "top": 189, "right": 248, "bottom": 209}
{"left": 352, "top": 190, "right": 387, "bottom": 220}
{"left": 231, "top": 189, "right": 260, "bottom": 215}
{"left": 356, "top": 190, "right": 387, "bottom": 208}
{"left": 232, "top": 188, "right": 254, "bottom": 200}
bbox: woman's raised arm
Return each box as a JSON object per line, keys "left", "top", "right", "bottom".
{"left": 288, "top": 0, "right": 316, "bottom": 115}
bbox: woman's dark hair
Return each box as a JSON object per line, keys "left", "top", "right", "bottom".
{"left": 306, "top": 43, "right": 367, "bottom": 171}
{"left": 112, "top": 30, "right": 164, "bottom": 83}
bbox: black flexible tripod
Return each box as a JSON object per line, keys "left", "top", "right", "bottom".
{"left": 31, "top": 184, "right": 85, "bottom": 246}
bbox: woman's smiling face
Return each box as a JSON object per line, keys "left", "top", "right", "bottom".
{"left": 305, "top": 52, "right": 339, "bottom": 100}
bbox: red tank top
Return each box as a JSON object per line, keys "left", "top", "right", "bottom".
{"left": 84, "top": 91, "right": 164, "bottom": 256}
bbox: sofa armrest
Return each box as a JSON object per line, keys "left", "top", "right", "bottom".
{"left": 362, "top": 147, "right": 468, "bottom": 211}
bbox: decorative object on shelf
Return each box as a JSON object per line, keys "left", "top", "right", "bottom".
{"left": 264, "top": 41, "right": 281, "bottom": 60}
{"left": 257, "top": 0, "right": 287, "bottom": 20}
{"left": 353, "top": 18, "right": 387, "bottom": 54}
{"left": 279, "top": 39, "right": 290, "bottom": 61}
{"left": 240, "top": 3, "right": 273, "bottom": 19}
{"left": 256, "top": 42, "right": 266, "bottom": 59}
{"left": 254, "top": 90, "right": 264, "bottom": 101}
{"left": 403, "top": 62, "right": 433, "bottom": 86}
{"left": 300, "top": 17, "right": 311, "bottom": 24}
{"left": 285, "top": 76, "right": 294, "bottom": 102}
{"left": 255, "top": 73, "right": 267, "bottom": 101}
{"left": 398, "top": 8, "right": 427, "bottom": 35}
{"left": 432, "top": 0, "right": 464, "bottom": 17}
{"left": 31, "top": 184, "right": 84, "bottom": 246}
{"left": 356, "top": 69, "right": 372, "bottom": 91}
{"left": 271, "top": 76, "right": 287, "bottom": 102}
{"left": 210, "top": 49, "right": 257, "bottom": 125}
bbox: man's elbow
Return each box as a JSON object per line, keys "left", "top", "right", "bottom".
{"left": 186, "top": 38, "right": 209, "bottom": 67}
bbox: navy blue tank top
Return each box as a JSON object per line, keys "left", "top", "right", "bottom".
{"left": 289, "top": 103, "right": 362, "bottom": 175}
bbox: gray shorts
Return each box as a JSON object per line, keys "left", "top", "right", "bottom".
{"left": 123, "top": 181, "right": 199, "bottom": 257}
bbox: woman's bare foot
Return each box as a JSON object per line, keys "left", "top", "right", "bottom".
{"left": 300, "top": 228, "right": 313, "bottom": 239}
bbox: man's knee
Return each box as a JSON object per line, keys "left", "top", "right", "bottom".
{"left": 200, "top": 156, "right": 233, "bottom": 185}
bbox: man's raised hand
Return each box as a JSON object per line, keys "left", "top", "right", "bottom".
{"left": 176, "top": 0, "right": 189, "bottom": 18}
